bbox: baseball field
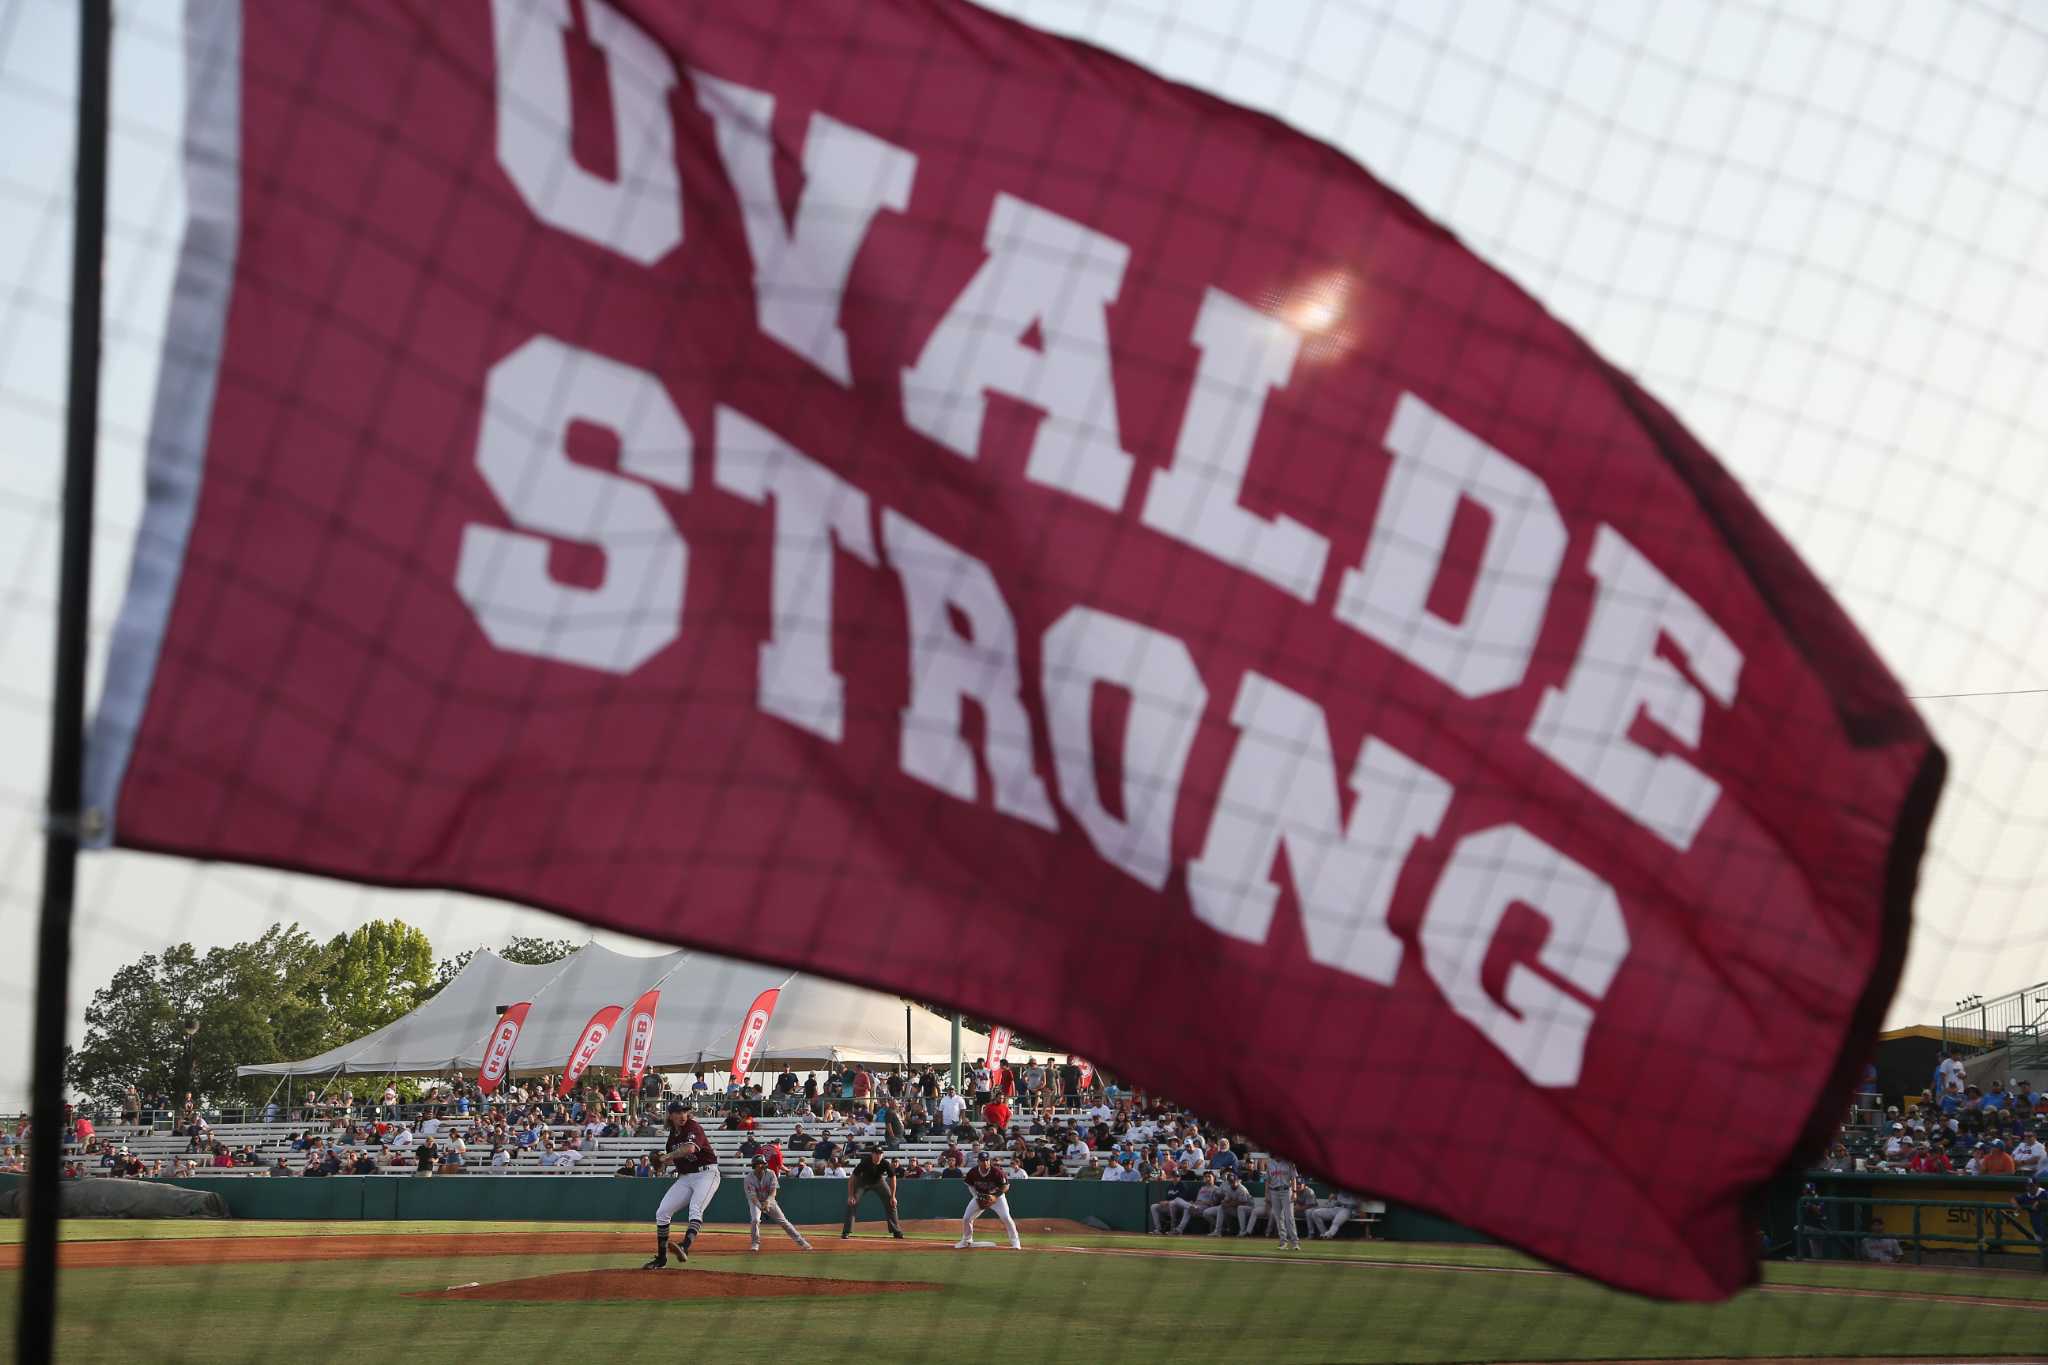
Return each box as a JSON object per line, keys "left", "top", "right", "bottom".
{"left": 3, "top": 1219, "right": 2045, "bottom": 1362}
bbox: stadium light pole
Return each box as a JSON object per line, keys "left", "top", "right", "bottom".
{"left": 22, "top": 1, "right": 112, "bottom": 1360}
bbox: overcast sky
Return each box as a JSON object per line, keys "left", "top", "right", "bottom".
{"left": 3, "top": 0, "right": 2045, "bottom": 1111}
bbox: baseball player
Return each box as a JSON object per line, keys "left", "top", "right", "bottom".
{"left": 1265, "top": 1155, "right": 1302, "bottom": 1249}
{"left": 1212, "top": 1170, "right": 1255, "bottom": 1236}
{"left": 843, "top": 1143, "right": 907, "bottom": 1239}
{"left": 1176, "top": 1171, "right": 1223, "bottom": 1233}
{"left": 643, "top": 1100, "right": 720, "bottom": 1269}
{"left": 957, "top": 1149, "right": 1021, "bottom": 1249}
{"left": 743, "top": 1154, "right": 811, "bottom": 1251}
{"left": 1149, "top": 1183, "right": 1185, "bottom": 1233}
{"left": 1307, "top": 1188, "right": 1361, "bottom": 1239}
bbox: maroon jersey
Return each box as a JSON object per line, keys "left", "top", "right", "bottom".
{"left": 664, "top": 1119, "right": 715, "bottom": 1174}
{"left": 962, "top": 1162, "right": 1008, "bottom": 1198}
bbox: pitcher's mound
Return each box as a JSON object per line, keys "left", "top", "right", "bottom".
{"left": 412, "top": 1269, "right": 938, "bottom": 1303}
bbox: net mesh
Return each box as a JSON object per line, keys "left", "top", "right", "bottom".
{"left": 3, "top": 0, "right": 2047, "bottom": 1357}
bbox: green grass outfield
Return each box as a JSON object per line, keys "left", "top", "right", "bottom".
{"left": 3, "top": 1220, "right": 2044, "bottom": 1363}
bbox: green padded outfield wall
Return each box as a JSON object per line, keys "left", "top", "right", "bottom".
{"left": 134, "top": 1174, "right": 1162, "bottom": 1229}
{"left": 2, "top": 1172, "right": 1492, "bottom": 1241}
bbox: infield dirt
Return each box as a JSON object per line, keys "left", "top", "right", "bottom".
{"left": 407, "top": 1268, "right": 940, "bottom": 1302}
{"left": 0, "top": 1219, "right": 1101, "bottom": 1269}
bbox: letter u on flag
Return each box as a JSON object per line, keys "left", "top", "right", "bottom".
{"left": 84, "top": 0, "right": 1943, "bottom": 1298}
{"left": 476, "top": 1003, "right": 532, "bottom": 1097}
{"left": 618, "top": 988, "right": 662, "bottom": 1088}
{"left": 560, "top": 1004, "right": 625, "bottom": 1095}
{"left": 730, "top": 988, "right": 781, "bottom": 1084}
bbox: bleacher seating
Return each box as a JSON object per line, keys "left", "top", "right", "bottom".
{"left": 57, "top": 1106, "right": 1268, "bottom": 1181}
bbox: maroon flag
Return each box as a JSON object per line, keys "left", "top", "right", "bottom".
{"left": 87, "top": 0, "right": 1942, "bottom": 1298}
{"left": 559, "top": 1003, "right": 624, "bottom": 1094}
{"left": 618, "top": 987, "right": 661, "bottom": 1088}
{"left": 730, "top": 988, "right": 780, "bottom": 1085}
{"left": 476, "top": 1002, "right": 532, "bottom": 1097}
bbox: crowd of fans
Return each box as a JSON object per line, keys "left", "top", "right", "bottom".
{"left": 1822, "top": 1054, "right": 2047, "bottom": 1178}
{"left": 37, "top": 1055, "right": 1373, "bottom": 1232}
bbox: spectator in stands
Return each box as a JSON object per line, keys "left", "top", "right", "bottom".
{"left": 1862, "top": 1216, "right": 1902, "bottom": 1263}
{"left": 2011, "top": 1131, "right": 2045, "bottom": 1176}
{"left": 268, "top": 1156, "right": 292, "bottom": 1178}
{"left": 984, "top": 1092, "right": 1011, "bottom": 1138}
{"left": 1060, "top": 1057, "right": 1082, "bottom": 1102}
{"left": 1977, "top": 1139, "right": 2018, "bottom": 1176}
{"left": 1936, "top": 1051, "right": 1966, "bottom": 1100}
{"left": 1907, "top": 1141, "right": 1952, "bottom": 1174}
{"left": 882, "top": 1100, "right": 907, "bottom": 1148}
{"left": 812, "top": 1129, "right": 840, "bottom": 1166}
{"left": 969, "top": 1061, "right": 991, "bottom": 1107}
{"left": 1882, "top": 1124, "right": 1909, "bottom": 1161}
{"left": 1020, "top": 1058, "right": 1043, "bottom": 1103}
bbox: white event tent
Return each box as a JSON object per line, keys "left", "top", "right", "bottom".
{"left": 237, "top": 942, "right": 1011, "bottom": 1080}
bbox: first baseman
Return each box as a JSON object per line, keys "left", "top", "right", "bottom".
{"left": 644, "top": 1100, "right": 720, "bottom": 1268}
{"left": 957, "top": 1150, "right": 1021, "bottom": 1249}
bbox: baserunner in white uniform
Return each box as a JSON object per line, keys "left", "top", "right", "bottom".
{"left": 1265, "top": 1155, "right": 1302, "bottom": 1249}
{"left": 743, "top": 1154, "right": 811, "bottom": 1251}
{"left": 644, "top": 1100, "right": 720, "bottom": 1268}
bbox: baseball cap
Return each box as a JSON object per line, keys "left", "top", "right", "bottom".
{"left": 750, "top": 1154, "right": 766, "bottom": 1166}
{"left": 666, "top": 1099, "right": 690, "bottom": 1115}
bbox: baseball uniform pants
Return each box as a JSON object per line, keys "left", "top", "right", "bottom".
{"left": 749, "top": 1197, "right": 807, "bottom": 1249}
{"left": 1269, "top": 1189, "right": 1299, "bottom": 1247}
{"left": 961, "top": 1194, "right": 1020, "bottom": 1247}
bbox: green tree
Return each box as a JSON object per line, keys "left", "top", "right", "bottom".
{"left": 501, "top": 934, "right": 579, "bottom": 964}
{"left": 314, "top": 919, "right": 435, "bottom": 1043}
{"left": 425, "top": 934, "right": 579, "bottom": 998}
{"left": 67, "top": 923, "right": 332, "bottom": 1108}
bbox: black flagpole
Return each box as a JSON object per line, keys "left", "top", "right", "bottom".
{"left": 21, "top": 1, "right": 112, "bottom": 1360}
